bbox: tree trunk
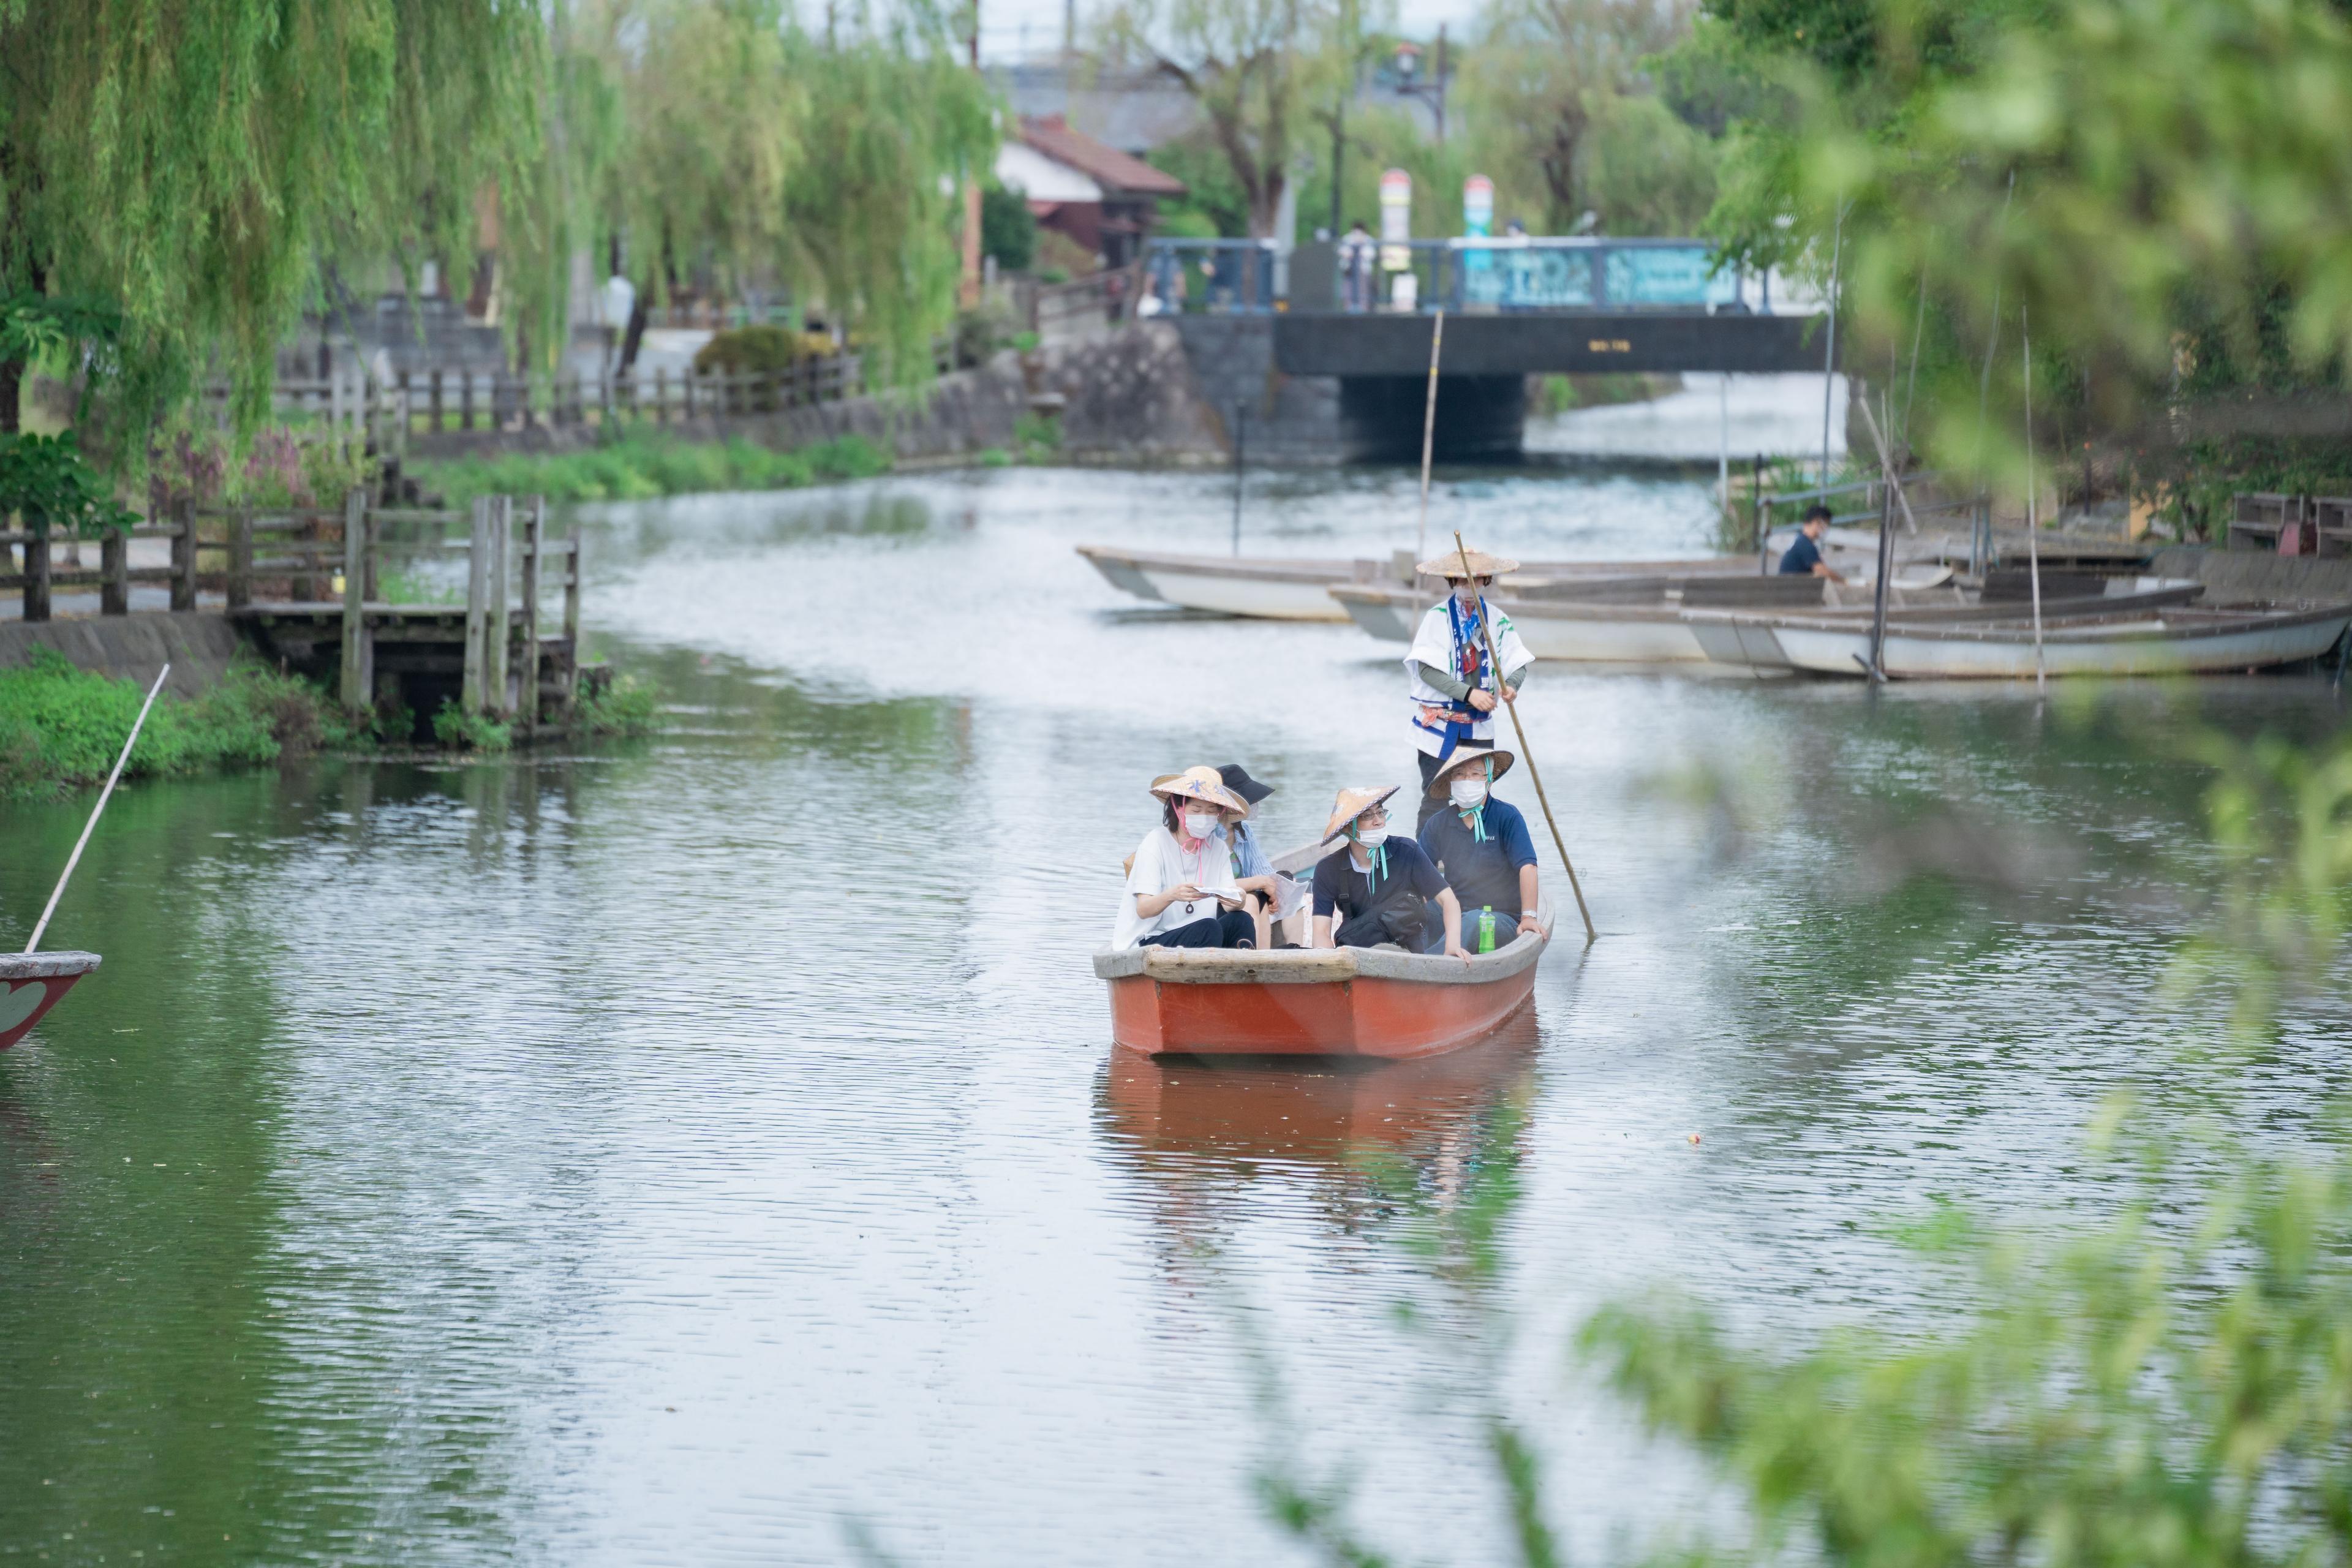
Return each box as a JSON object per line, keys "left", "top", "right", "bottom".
{"left": 0, "top": 360, "right": 20, "bottom": 434}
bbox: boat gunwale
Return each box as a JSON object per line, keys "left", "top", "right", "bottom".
{"left": 1688, "top": 596, "right": 2352, "bottom": 646}
{"left": 1093, "top": 905, "right": 1552, "bottom": 987}
{"left": 0, "top": 952, "right": 101, "bottom": 981}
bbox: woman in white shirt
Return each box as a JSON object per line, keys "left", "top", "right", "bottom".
{"left": 1112, "top": 767, "right": 1269, "bottom": 950}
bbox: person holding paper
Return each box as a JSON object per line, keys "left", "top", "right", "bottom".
{"left": 1113, "top": 766, "right": 1268, "bottom": 950}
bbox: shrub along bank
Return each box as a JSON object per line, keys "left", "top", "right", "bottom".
{"left": 414, "top": 431, "right": 890, "bottom": 508}
{"left": 0, "top": 650, "right": 662, "bottom": 797}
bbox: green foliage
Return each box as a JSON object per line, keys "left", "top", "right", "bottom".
{"left": 1457, "top": 0, "right": 1721, "bottom": 235}
{"left": 146, "top": 412, "right": 376, "bottom": 511}
{"left": 1149, "top": 139, "right": 1256, "bottom": 239}
{"left": 692, "top": 325, "right": 812, "bottom": 376}
{"left": 777, "top": 19, "right": 997, "bottom": 388}
{"left": 976, "top": 446, "right": 1014, "bottom": 467}
{"left": 1585, "top": 1127, "right": 2352, "bottom": 1568}
{"left": 572, "top": 673, "right": 661, "bottom": 737}
{"left": 0, "top": 432, "right": 138, "bottom": 538}
{"left": 414, "top": 431, "right": 889, "bottom": 507}
{"left": 0, "top": 0, "right": 546, "bottom": 450}
{"left": 0, "top": 652, "right": 370, "bottom": 799}
{"left": 429, "top": 699, "right": 513, "bottom": 752}
{"left": 1669, "top": 0, "right": 2352, "bottom": 503}
{"left": 1013, "top": 412, "right": 1064, "bottom": 460}
{"left": 1098, "top": 0, "right": 1327, "bottom": 238}
{"left": 981, "top": 185, "right": 1039, "bottom": 273}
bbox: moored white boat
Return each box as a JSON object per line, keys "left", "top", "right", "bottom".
{"left": 1076, "top": 543, "right": 1762, "bottom": 623}
{"left": 1685, "top": 599, "right": 2352, "bottom": 679}
{"left": 1330, "top": 572, "right": 1831, "bottom": 663}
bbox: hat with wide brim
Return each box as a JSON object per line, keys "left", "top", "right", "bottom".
{"left": 1418, "top": 545, "right": 1519, "bottom": 580}
{"left": 1322, "top": 784, "right": 1401, "bottom": 845}
{"left": 1151, "top": 766, "right": 1251, "bottom": 818}
{"left": 1216, "top": 763, "right": 1274, "bottom": 807}
{"left": 1424, "top": 745, "right": 1515, "bottom": 798}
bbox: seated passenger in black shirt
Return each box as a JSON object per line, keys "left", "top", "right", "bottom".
{"left": 1778, "top": 503, "right": 1845, "bottom": 581}
{"left": 1417, "top": 747, "right": 1542, "bottom": 947}
{"left": 1310, "top": 785, "right": 1468, "bottom": 958}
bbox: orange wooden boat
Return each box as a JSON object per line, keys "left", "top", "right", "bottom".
{"left": 1092, "top": 902, "right": 1553, "bottom": 1059}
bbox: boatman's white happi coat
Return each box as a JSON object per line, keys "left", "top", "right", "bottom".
{"left": 1404, "top": 595, "right": 1536, "bottom": 758}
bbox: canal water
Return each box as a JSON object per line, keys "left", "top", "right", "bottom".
{"left": 3, "top": 456, "right": 2348, "bottom": 1566}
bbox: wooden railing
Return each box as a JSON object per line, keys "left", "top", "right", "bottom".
{"left": 5, "top": 489, "right": 582, "bottom": 723}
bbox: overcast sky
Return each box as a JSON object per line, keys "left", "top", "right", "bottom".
{"left": 973, "top": 0, "right": 1479, "bottom": 62}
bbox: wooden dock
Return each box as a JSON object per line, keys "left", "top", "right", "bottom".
{"left": 4, "top": 490, "right": 586, "bottom": 736}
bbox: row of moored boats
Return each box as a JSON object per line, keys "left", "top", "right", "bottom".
{"left": 1077, "top": 538, "right": 2352, "bottom": 679}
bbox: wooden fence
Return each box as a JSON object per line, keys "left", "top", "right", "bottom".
{"left": 4, "top": 491, "right": 582, "bottom": 723}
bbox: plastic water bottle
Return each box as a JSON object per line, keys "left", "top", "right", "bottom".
{"left": 1477, "top": 906, "right": 1496, "bottom": 954}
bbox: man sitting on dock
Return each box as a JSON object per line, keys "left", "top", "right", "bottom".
{"left": 1417, "top": 748, "right": 1539, "bottom": 949}
{"left": 1779, "top": 504, "right": 1847, "bottom": 581}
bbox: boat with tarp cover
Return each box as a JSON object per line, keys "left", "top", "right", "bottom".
{"left": 1092, "top": 901, "right": 1555, "bottom": 1059}
{"left": 0, "top": 952, "right": 102, "bottom": 1051}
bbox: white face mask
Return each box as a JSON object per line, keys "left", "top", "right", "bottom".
{"left": 1450, "top": 777, "right": 1488, "bottom": 809}
{"left": 1452, "top": 582, "right": 1480, "bottom": 608}
{"left": 1182, "top": 809, "right": 1221, "bottom": 840}
{"left": 1354, "top": 823, "right": 1389, "bottom": 848}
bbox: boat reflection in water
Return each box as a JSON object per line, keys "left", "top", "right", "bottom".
{"left": 1095, "top": 1011, "right": 1542, "bottom": 1255}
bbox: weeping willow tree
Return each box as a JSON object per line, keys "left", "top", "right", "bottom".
{"left": 553, "top": 0, "right": 993, "bottom": 388}
{"left": 0, "top": 0, "right": 547, "bottom": 446}
{"left": 2, "top": 0, "right": 992, "bottom": 477}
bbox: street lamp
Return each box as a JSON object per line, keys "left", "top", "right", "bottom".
{"left": 1390, "top": 26, "right": 1449, "bottom": 144}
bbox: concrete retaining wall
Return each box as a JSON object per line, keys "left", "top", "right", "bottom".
{"left": 0, "top": 613, "right": 244, "bottom": 696}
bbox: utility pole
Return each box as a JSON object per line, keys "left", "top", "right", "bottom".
{"left": 962, "top": 0, "right": 984, "bottom": 310}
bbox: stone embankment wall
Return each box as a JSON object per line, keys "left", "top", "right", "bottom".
{"left": 0, "top": 613, "right": 243, "bottom": 696}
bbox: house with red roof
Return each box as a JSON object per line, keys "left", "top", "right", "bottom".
{"left": 993, "top": 114, "right": 1187, "bottom": 272}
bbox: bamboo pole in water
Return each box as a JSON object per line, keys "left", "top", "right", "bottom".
{"left": 27, "top": 665, "right": 169, "bottom": 954}
{"left": 1455, "top": 530, "right": 1597, "bottom": 944}
{"left": 2024, "top": 304, "right": 2046, "bottom": 694}
{"left": 1414, "top": 310, "right": 1445, "bottom": 570}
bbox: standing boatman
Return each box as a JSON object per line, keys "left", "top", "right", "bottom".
{"left": 1403, "top": 545, "right": 1535, "bottom": 829}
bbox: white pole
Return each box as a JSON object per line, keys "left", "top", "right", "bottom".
{"left": 2024, "top": 306, "right": 2045, "bottom": 695}
{"left": 1717, "top": 375, "right": 1731, "bottom": 513}
{"left": 26, "top": 664, "right": 170, "bottom": 954}
{"left": 1415, "top": 309, "right": 1446, "bottom": 569}
{"left": 1820, "top": 204, "right": 1844, "bottom": 491}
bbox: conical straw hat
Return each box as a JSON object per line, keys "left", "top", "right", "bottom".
{"left": 1424, "top": 745, "right": 1515, "bottom": 797}
{"left": 1321, "top": 784, "right": 1401, "bottom": 844}
{"left": 1418, "top": 545, "right": 1519, "bottom": 579}
{"left": 1150, "top": 765, "right": 1251, "bottom": 818}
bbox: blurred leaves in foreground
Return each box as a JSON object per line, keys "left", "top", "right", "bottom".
{"left": 1259, "top": 726, "right": 2352, "bottom": 1566}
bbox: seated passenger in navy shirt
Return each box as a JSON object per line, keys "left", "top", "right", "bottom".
{"left": 1417, "top": 748, "right": 1541, "bottom": 945}
{"left": 1310, "top": 785, "right": 1468, "bottom": 957}
{"left": 1777, "top": 503, "right": 1845, "bottom": 581}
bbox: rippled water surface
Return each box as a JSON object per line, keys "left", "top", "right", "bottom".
{"left": 4, "top": 459, "right": 2349, "bottom": 1566}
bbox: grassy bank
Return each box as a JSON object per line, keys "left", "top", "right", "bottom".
{"left": 0, "top": 650, "right": 663, "bottom": 798}
{"left": 413, "top": 431, "right": 891, "bottom": 508}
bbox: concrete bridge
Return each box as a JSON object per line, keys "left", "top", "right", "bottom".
{"left": 1145, "top": 236, "right": 1834, "bottom": 461}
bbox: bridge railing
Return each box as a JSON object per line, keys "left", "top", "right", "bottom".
{"left": 1141, "top": 236, "right": 1765, "bottom": 315}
